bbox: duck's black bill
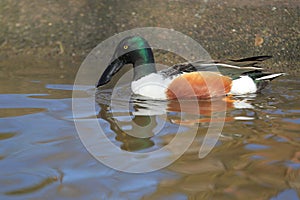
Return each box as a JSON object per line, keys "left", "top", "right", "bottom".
{"left": 97, "top": 58, "right": 125, "bottom": 87}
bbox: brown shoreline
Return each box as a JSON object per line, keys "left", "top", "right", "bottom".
{"left": 0, "top": 0, "right": 298, "bottom": 74}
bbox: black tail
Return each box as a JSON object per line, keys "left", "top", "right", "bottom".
{"left": 242, "top": 70, "right": 285, "bottom": 92}
{"left": 242, "top": 70, "right": 285, "bottom": 81}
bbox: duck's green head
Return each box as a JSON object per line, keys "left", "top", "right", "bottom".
{"left": 97, "top": 36, "right": 156, "bottom": 87}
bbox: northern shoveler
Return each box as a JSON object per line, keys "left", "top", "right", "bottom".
{"left": 97, "top": 36, "right": 285, "bottom": 100}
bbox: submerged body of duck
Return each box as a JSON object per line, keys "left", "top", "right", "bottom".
{"left": 97, "top": 36, "right": 284, "bottom": 100}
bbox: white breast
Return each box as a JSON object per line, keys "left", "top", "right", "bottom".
{"left": 230, "top": 76, "right": 257, "bottom": 95}
{"left": 131, "top": 73, "right": 174, "bottom": 100}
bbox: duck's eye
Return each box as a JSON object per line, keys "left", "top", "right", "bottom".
{"left": 123, "top": 45, "right": 128, "bottom": 49}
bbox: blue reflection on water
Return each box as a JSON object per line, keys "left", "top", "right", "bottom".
{"left": 270, "top": 189, "right": 300, "bottom": 200}
{"left": 244, "top": 144, "right": 270, "bottom": 150}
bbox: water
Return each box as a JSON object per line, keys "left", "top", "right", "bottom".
{"left": 0, "top": 57, "right": 299, "bottom": 199}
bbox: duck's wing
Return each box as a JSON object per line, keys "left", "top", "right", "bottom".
{"left": 160, "top": 55, "right": 271, "bottom": 78}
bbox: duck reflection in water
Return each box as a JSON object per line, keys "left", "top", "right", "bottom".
{"left": 96, "top": 93, "right": 254, "bottom": 152}
{"left": 97, "top": 102, "right": 157, "bottom": 152}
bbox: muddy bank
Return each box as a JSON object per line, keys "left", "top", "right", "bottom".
{"left": 0, "top": 0, "right": 299, "bottom": 74}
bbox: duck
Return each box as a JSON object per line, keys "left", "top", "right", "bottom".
{"left": 97, "top": 36, "right": 285, "bottom": 100}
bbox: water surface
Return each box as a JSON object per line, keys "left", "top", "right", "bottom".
{"left": 0, "top": 57, "right": 299, "bottom": 199}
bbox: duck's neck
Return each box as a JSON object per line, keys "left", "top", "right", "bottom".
{"left": 133, "top": 48, "right": 156, "bottom": 81}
